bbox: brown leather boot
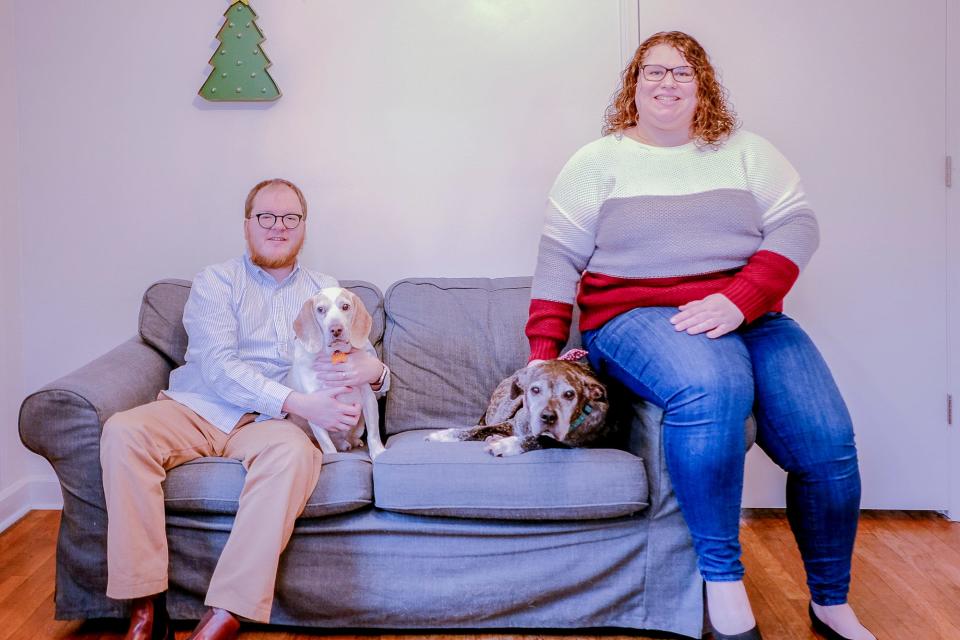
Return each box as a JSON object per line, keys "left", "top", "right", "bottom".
{"left": 185, "top": 607, "right": 241, "bottom": 640}
{"left": 124, "top": 593, "right": 172, "bottom": 640}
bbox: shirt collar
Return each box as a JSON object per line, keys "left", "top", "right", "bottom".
{"left": 242, "top": 252, "right": 301, "bottom": 287}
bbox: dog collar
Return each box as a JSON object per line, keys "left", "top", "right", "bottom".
{"left": 569, "top": 403, "right": 593, "bottom": 431}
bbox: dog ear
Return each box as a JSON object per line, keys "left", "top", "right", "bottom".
{"left": 567, "top": 361, "right": 605, "bottom": 402}
{"left": 293, "top": 298, "right": 324, "bottom": 353}
{"left": 343, "top": 290, "right": 373, "bottom": 349}
{"left": 587, "top": 382, "right": 607, "bottom": 402}
{"left": 510, "top": 368, "right": 531, "bottom": 399}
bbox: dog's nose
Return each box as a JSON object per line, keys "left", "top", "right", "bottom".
{"left": 330, "top": 325, "right": 343, "bottom": 338}
{"left": 540, "top": 410, "right": 557, "bottom": 426}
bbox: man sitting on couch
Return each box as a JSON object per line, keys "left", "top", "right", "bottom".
{"left": 99, "top": 178, "right": 389, "bottom": 640}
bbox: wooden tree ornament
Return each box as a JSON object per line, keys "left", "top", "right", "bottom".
{"left": 199, "top": 0, "right": 281, "bottom": 102}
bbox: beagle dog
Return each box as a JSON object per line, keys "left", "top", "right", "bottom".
{"left": 287, "top": 287, "right": 385, "bottom": 459}
{"left": 426, "top": 359, "right": 610, "bottom": 456}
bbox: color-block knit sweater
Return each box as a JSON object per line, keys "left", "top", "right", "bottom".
{"left": 526, "top": 130, "right": 819, "bottom": 361}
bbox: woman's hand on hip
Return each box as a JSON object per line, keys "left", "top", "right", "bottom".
{"left": 670, "top": 294, "right": 745, "bottom": 338}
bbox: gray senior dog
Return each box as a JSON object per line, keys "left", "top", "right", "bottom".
{"left": 426, "top": 359, "right": 611, "bottom": 456}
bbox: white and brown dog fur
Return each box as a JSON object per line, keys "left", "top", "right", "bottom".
{"left": 287, "top": 287, "right": 385, "bottom": 459}
{"left": 427, "top": 359, "right": 610, "bottom": 456}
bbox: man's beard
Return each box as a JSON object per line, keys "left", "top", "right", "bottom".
{"left": 246, "top": 234, "right": 305, "bottom": 270}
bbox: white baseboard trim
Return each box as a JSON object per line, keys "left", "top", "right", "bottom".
{"left": 0, "top": 476, "right": 63, "bottom": 533}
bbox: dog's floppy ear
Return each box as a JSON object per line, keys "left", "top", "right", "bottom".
{"left": 511, "top": 366, "right": 533, "bottom": 399}
{"left": 568, "top": 361, "right": 606, "bottom": 402}
{"left": 587, "top": 382, "right": 607, "bottom": 402}
{"left": 293, "top": 297, "right": 324, "bottom": 353}
{"left": 343, "top": 290, "right": 373, "bottom": 349}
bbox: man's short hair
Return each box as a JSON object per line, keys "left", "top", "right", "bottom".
{"left": 244, "top": 179, "right": 308, "bottom": 220}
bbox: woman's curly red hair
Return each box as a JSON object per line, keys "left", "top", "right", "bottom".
{"left": 603, "top": 31, "right": 738, "bottom": 146}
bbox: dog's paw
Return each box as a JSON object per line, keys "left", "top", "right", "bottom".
{"left": 425, "top": 429, "right": 460, "bottom": 443}
{"left": 369, "top": 443, "right": 386, "bottom": 460}
{"left": 484, "top": 434, "right": 506, "bottom": 443}
{"left": 485, "top": 436, "right": 522, "bottom": 457}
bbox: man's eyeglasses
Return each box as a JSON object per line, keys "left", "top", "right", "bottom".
{"left": 252, "top": 213, "right": 303, "bottom": 229}
{"left": 640, "top": 65, "right": 696, "bottom": 83}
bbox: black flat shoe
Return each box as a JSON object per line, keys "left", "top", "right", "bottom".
{"left": 710, "top": 624, "right": 763, "bottom": 640}
{"left": 809, "top": 603, "right": 855, "bottom": 640}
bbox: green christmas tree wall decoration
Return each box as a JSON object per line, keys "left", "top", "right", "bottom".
{"left": 199, "top": 0, "right": 281, "bottom": 102}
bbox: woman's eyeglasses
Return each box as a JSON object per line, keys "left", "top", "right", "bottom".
{"left": 640, "top": 65, "right": 696, "bottom": 83}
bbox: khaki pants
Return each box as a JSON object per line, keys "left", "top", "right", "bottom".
{"left": 99, "top": 399, "right": 322, "bottom": 622}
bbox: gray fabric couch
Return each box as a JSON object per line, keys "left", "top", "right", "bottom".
{"left": 19, "top": 276, "right": 708, "bottom": 638}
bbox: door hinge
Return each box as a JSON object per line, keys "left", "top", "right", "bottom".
{"left": 948, "top": 156, "right": 953, "bottom": 188}
{"left": 949, "top": 394, "right": 954, "bottom": 425}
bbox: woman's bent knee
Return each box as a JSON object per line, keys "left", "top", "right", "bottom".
{"left": 667, "top": 369, "right": 754, "bottom": 424}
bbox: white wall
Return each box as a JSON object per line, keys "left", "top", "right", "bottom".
{"left": 633, "top": 1, "right": 950, "bottom": 509}
{"left": 13, "top": 0, "right": 624, "bottom": 394}
{"left": 6, "top": 0, "right": 626, "bottom": 524}
{"left": 948, "top": 0, "right": 960, "bottom": 521}
{"left": 0, "top": 0, "right": 21, "bottom": 524}
{"left": 0, "top": 0, "right": 59, "bottom": 531}
{"left": 5, "top": 0, "right": 954, "bottom": 520}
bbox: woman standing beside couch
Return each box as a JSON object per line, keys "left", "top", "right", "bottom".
{"left": 525, "top": 31, "right": 874, "bottom": 640}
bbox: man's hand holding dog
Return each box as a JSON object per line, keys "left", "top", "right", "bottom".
{"left": 283, "top": 388, "right": 360, "bottom": 432}
{"left": 313, "top": 349, "right": 385, "bottom": 388}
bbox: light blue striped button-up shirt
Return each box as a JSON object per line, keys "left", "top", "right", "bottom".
{"left": 164, "top": 254, "right": 388, "bottom": 434}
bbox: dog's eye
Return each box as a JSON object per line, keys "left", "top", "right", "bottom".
{"left": 316, "top": 307, "right": 326, "bottom": 315}
{"left": 341, "top": 303, "right": 350, "bottom": 311}
{"left": 530, "top": 386, "right": 541, "bottom": 395}
{"left": 563, "top": 390, "right": 576, "bottom": 400}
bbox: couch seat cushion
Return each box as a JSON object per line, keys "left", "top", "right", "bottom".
{"left": 162, "top": 451, "right": 372, "bottom": 518}
{"left": 372, "top": 430, "right": 648, "bottom": 520}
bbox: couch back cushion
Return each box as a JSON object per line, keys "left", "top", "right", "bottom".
{"left": 383, "top": 277, "right": 581, "bottom": 436}
{"left": 139, "top": 278, "right": 385, "bottom": 366}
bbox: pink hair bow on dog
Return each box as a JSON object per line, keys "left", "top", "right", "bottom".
{"left": 558, "top": 348, "right": 589, "bottom": 362}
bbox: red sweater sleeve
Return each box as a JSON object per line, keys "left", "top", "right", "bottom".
{"left": 721, "top": 250, "right": 800, "bottom": 322}
{"left": 525, "top": 299, "right": 574, "bottom": 361}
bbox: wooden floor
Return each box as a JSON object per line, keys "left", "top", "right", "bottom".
{"left": 1, "top": 510, "right": 959, "bottom": 640}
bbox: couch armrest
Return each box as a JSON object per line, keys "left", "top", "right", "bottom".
{"left": 20, "top": 336, "right": 172, "bottom": 463}
{"left": 18, "top": 336, "right": 172, "bottom": 619}
{"left": 625, "top": 400, "right": 671, "bottom": 515}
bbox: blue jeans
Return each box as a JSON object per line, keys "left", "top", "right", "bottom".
{"left": 583, "top": 308, "right": 861, "bottom": 605}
